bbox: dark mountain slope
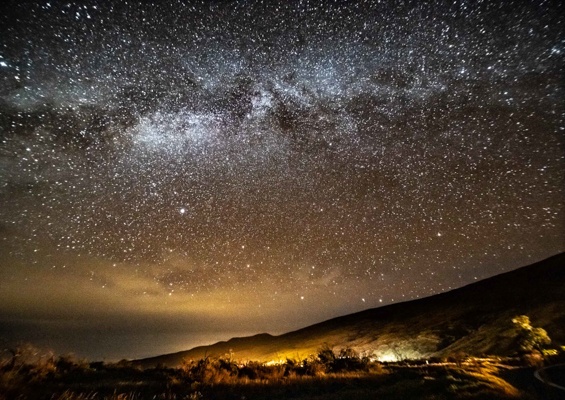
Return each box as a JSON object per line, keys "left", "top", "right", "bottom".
{"left": 137, "top": 252, "right": 565, "bottom": 368}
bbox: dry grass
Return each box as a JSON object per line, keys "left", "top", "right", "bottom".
{"left": 1, "top": 345, "right": 551, "bottom": 400}
{"left": 454, "top": 361, "right": 522, "bottom": 398}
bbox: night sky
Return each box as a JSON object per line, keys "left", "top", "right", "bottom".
{"left": 0, "top": 0, "right": 564, "bottom": 361}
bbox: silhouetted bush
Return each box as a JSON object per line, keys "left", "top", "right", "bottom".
{"left": 313, "top": 345, "right": 369, "bottom": 373}
{"left": 239, "top": 361, "right": 285, "bottom": 381}
{"left": 302, "top": 356, "right": 326, "bottom": 376}
{"left": 511, "top": 315, "right": 555, "bottom": 366}
{"left": 181, "top": 356, "right": 241, "bottom": 384}
{"left": 1, "top": 345, "right": 530, "bottom": 400}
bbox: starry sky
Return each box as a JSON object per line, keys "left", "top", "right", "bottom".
{"left": 0, "top": 0, "right": 564, "bottom": 361}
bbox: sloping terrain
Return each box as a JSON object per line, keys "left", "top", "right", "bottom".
{"left": 137, "top": 253, "right": 565, "bottom": 367}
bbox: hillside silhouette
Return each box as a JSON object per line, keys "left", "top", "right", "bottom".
{"left": 137, "top": 252, "right": 565, "bottom": 368}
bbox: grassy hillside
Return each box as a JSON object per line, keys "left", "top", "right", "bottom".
{"left": 136, "top": 252, "right": 565, "bottom": 368}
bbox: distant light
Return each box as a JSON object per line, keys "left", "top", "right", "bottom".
{"left": 179, "top": 208, "right": 186, "bottom": 214}
{"left": 437, "top": 232, "right": 442, "bottom": 237}
{"left": 0, "top": 61, "right": 8, "bottom": 67}
{"left": 376, "top": 352, "right": 399, "bottom": 362}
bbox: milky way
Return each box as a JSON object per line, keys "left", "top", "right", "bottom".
{"left": 0, "top": 0, "right": 563, "bottom": 359}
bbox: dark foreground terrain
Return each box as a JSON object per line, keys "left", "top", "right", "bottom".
{"left": 2, "top": 348, "right": 565, "bottom": 400}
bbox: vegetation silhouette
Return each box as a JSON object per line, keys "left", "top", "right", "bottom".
{"left": 2, "top": 334, "right": 565, "bottom": 399}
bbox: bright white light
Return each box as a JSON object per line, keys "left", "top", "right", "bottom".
{"left": 376, "top": 352, "right": 398, "bottom": 362}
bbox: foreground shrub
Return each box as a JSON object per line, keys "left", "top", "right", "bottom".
{"left": 511, "top": 315, "right": 551, "bottom": 354}
{"left": 181, "top": 356, "right": 244, "bottom": 384}
{"left": 314, "top": 345, "right": 369, "bottom": 373}
{"left": 239, "top": 361, "right": 285, "bottom": 381}
{"left": 179, "top": 348, "right": 374, "bottom": 386}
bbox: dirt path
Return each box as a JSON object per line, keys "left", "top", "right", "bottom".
{"left": 500, "top": 366, "right": 564, "bottom": 399}
{"left": 534, "top": 364, "right": 565, "bottom": 395}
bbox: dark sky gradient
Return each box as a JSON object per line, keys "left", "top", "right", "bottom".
{"left": 0, "top": 0, "right": 563, "bottom": 360}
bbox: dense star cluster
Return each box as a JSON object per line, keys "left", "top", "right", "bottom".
{"left": 0, "top": 0, "right": 563, "bottom": 359}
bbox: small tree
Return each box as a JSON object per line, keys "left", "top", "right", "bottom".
{"left": 317, "top": 344, "right": 336, "bottom": 368}
{"left": 512, "top": 315, "right": 551, "bottom": 354}
{"left": 314, "top": 345, "right": 367, "bottom": 373}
